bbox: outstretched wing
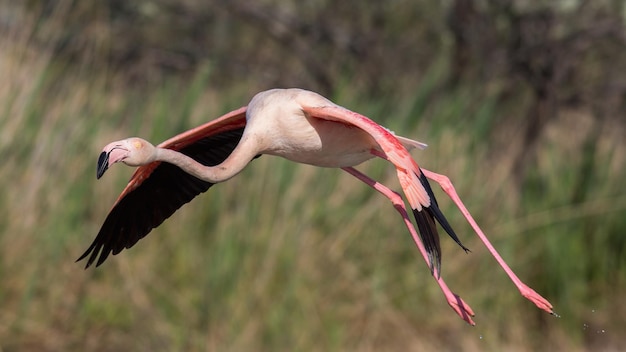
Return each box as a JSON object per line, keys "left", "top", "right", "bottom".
{"left": 78, "top": 107, "right": 248, "bottom": 268}
{"left": 302, "top": 105, "right": 468, "bottom": 277}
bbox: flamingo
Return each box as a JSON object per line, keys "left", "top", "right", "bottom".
{"left": 78, "top": 88, "right": 553, "bottom": 324}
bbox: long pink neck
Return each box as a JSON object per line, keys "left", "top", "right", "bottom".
{"left": 154, "top": 135, "right": 259, "bottom": 183}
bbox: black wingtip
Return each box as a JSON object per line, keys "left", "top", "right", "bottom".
{"left": 412, "top": 207, "right": 442, "bottom": 278}
{"left": 76, "top": 245, "right": 95, "bottom": 269}
{"left": 417, "top": 171, "right": 470, "bottom": 253}
{"left": 74, "top": 248, "right": 91, "bottom": 270}
{"left": 427, "top": 203, "right": 471, "bottom": 253}
{"left": 97, "top": 151, "right": 109, "bottom": 179}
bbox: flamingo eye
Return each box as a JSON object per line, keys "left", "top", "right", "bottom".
{"left": 133, "top": 140, "right": 143, "bottom": 149}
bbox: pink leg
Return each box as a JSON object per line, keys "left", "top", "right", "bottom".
{"left": 342, "top": 167, "right": 476, "bottom": 325}
{"left": 420, "top": 169, "right": 553, "bottom": 314}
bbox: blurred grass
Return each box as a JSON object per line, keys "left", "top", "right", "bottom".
{"left": 1, "top": 17, "right": 626, "bottom": 352}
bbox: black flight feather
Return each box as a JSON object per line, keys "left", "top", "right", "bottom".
{"left": 411, "top": 169, "right": 470, "bottom": 277}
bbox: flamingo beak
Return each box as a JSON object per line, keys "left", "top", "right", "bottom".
{"left": 97, "top": 151, "right": 110, "bottom": 179}
{"left": 97, "top": 145, "right": 129, "bottom": 179}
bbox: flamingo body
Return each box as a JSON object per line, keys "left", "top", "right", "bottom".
{"left": 242, "top": 89, "right": 379, "bottom": 167}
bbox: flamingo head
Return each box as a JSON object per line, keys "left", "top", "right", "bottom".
{"left": 97, "top": 137, "right": 156, "bottom": 179}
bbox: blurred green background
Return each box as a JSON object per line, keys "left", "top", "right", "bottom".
{"left": 1, "top": 1, "right": 625, "bottom": 351}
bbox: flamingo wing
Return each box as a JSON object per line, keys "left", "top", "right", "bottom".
{"left": 78, "top": 107, "right": 248, "bottom": 268}
{"left": 302, "top": 105, "right": 469, "bottom": 277}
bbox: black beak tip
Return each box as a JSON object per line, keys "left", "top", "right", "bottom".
{"left": 97, "top": 151, "right": 109, "bottom": 179}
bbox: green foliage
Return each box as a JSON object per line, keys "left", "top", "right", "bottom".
{"left": 1, "top": 2, "right": 625, "bottom": 351}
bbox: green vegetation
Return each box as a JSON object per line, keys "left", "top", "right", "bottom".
{"left": 1, "top": 1, "right": 625, "bottom": 351}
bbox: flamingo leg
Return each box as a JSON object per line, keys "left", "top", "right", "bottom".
{"left": 420, "top": 169, "right": 553, "bottom": 314}
{"left": 341, "top": 166, "right": 476, "bottom": 325}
